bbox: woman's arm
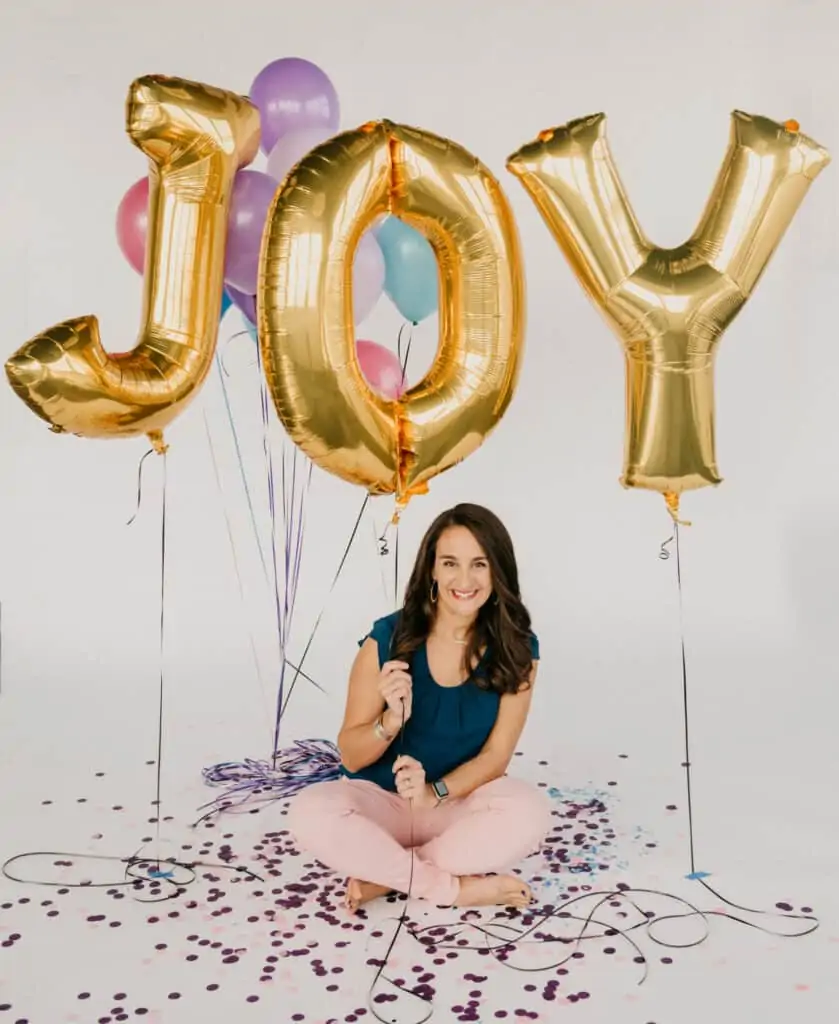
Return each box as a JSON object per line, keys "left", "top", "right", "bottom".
{"left": 336, "top": 639, "right": 405, "bottom": 773}
{"left": 435, "top": 662, "right": 539, "bottom": 800}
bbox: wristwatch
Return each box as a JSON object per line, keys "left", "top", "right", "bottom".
{"left": 431, "top": 779, "right": 449, "bottom": 805}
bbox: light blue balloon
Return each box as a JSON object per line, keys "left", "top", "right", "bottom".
{"left": 376, "top": 216, "right": 438, "bottom": 324}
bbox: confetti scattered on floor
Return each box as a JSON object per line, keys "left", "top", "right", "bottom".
{"left": 0, "top": 750, "right": 826, "bottom": 1023}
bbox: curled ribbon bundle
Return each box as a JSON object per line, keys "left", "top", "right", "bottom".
{"left": 258, "top": 120, "right": 526, "bottom": 507}
{"left": 198, "top": 739, "right": 342, "bottom": 821}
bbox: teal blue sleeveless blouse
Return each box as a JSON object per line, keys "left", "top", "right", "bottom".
{"left": 341, "top": 611, "right": 540, "bottom": 792}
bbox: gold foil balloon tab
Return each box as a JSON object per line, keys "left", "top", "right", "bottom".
{"left": 508, "top": 111, "right": 830, "bottom": 514}
{"left": 259, "top": 120, "right": 525, "bottom": 505}
{"left": 5, "top": 75, "right": 260, "bottom": 447}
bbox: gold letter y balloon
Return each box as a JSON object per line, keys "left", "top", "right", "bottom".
{"left": 5, "top": 75, "right": 259, "bottom": 451}
{"left": 260, "top": 121, "right": 524, "bottom": 505}
{"left": 508, "top": 112, "right": 829, "bottom": 518}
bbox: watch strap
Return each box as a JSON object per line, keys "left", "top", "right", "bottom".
{"left": 431, "top": 779, "right": 449, "bottom": 803}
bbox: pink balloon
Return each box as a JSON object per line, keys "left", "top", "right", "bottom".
{"left": 356, "top": 339, "right": 405, "bottom": 400}
{"left": 116, "top": 177, "right": 149, "bottom": 274}
{"left": 353, "top": 232, "right": 385, "bottom": 325}
{"left": 266, "top": 126, "right": 333, "bottom": 183}
{"left": 224, "top": 170, "right": 279, "bottom": 295}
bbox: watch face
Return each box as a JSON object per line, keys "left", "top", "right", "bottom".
{"left": 433, "top": 780, "right": 449, "bottom": 800}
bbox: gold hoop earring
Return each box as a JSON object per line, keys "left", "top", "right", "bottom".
{"left": 430, "top": 580, "right": 438, "bottom": 604}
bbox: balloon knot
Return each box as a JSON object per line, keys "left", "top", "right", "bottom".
{"left": 664, "top": 492, "right": 692, "bottom": 527}
{"left": 147, "top": 430, "right": 169, "bottom": 456}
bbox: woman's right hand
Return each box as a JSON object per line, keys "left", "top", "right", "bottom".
{"left": 378, "top": 660, "right": 412, "bottom": 728}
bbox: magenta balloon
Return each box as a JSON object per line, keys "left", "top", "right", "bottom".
{"left": 250, "top": 57, "right": 340, "bottom": 155}
{"left": 115, "top": 177, "right": 149, "bottom": 275}
{"left": 356, "top": 339, "right": 405, "bottom": 400}
{"left": 266, "top": 125, "right": 333, "bottom": 183}
{"left": 353, "top": 232, "right": 386, "bottom": 325}
{"left": 224, "top": 170, "right": 278, "bottom": 295}
{"left": 225, "top": 284, "right": 257, "bottom": 325}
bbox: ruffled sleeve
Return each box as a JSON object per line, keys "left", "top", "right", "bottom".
{"left": 358, "top": 611, "right": 400, "bottom": 668}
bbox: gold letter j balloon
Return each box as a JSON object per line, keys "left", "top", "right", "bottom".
{"left": 259, "top": 121, "right": 524, "bottom": 505}
{"left": 5, "top": 75, "right": 259, "bottom": 451}
{"left": 508, "top": 113, "right": 830, "bottom": 518}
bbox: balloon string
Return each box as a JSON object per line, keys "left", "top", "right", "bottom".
{"left": 196, "top": 498, "right": 370, "bottom": 829}
{"left": 123, "top": 445, "right": 169, "bottom": 872}
{"left": 215, "top": 346, "right": 270, "bottom": 581}
{"left": 219, "top": 328, "right": 257, "bottom": 377}
{"left": 272, "top": 442, "right": 314, "bottom": 761}
{"left": 152, "top": 452, "right": 168, "bottom": 872}
{"left": 252, "top": 338, "right": 291, "bottom": 763}
{"left": 397, "top": 879, "right": 817, "bottom": 987}
{"left": 671, "top": 522, "right": 698, "bottom": 876}
{"left": 1, "top": 847, "right": 262, "bottom": 905}
{"left": 367, "top": 330, "right": 416, "bottom": 1018}
{"left": 368, "top": 516, "right": 431, "bottom": 1024}
{"left": 125, "top": 448, "right": 156, "bottom": 526}
{"left": 278, "top": 494, "right": 371, "bottom": 721}
{"left": 397, "top": 320, "right": 414, "bottom": 391}
{"left": 659, "top": 515, "right": 697, "bottom": 873}
{"left": 203, "top": 406, "right": 273, "bottom": 749}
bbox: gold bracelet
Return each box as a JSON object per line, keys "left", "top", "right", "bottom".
{"left": 373, "top": 715, "right": 395, "bottom": 742}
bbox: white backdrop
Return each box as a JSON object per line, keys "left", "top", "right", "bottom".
{"left": 0, "top": 0, "right": 837, "bottom": 922}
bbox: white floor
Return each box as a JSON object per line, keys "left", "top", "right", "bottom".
{"left": 1, "top": 687, "right": 835, "bottom": 1024}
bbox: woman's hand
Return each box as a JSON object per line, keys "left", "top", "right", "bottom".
{"left": 378, "top": 660, "right": 412, "bottom": 730}
{"left": 393, "top": 755, "right": 436, "bottom": 809}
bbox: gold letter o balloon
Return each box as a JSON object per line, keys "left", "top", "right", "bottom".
{"left": 258, "top": 120, "right": 525, "bottom": 505}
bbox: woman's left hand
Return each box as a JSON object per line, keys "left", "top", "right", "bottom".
{"left": 393, "top": 755, "right": 435, "bottom": 809}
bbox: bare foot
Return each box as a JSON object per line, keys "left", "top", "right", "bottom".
{"left": 454, "top": 874, "right": 532, "bottom": 909}
{"left": 344, "top": 878, "right": 393, "bottom": 913}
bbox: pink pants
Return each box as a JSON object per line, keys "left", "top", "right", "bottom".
{"left": 288, "top": 775, "right": 553, "bottom": 905}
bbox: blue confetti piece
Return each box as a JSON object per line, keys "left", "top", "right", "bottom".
{"left": 686, "top": 870, "right": 711, "bottom": 880}
{"left": 148, "top": 868, "right": 175, "bottom": 879}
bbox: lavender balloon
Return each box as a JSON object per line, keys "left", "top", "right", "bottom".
{"left": 225, "top": 284, "right": 257, "bottom": 326}
{"left": 224, "top": 170, "right": 278, "bottom": 295}
{"left": 250, "top": 57, "right": 340, "bottom": 156}
{"left": 353, "top": 232, "right": 386, "bottom": 325}
{"left": 226, "top": 233, "right": 381, "bottom": 331}
{"left": 266, "top": 125, "right": 333, "bottom": 183}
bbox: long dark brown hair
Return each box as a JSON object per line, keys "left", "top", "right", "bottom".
{"left": 390, "top": 503, "right": 534, "bottom": 694}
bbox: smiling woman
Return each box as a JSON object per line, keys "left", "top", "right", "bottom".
{"left": 287, "top": 503, "right": 552, "bottom": 913}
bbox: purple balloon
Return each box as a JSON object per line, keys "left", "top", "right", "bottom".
{"left": 266, "top": 125, "right": 333, "bottom": 183}
{"left": 250, "top": 57, "right": 340, "bottom": 156}
{"left": 225, "top": 284, "right": 256, "bottom": 326}
{"left": 224, "top": 170, "right": 278, "bottom": 295}
{"left": 353, "top": 232, "right": 385, "bottom": 325}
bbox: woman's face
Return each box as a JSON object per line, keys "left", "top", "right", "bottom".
{"left": 432, "top": 525, "right": 493, "bottom": 619}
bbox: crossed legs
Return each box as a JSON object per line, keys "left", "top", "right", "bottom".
{"left": 288, "top": 775, "right": 553, "bottom": 909}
